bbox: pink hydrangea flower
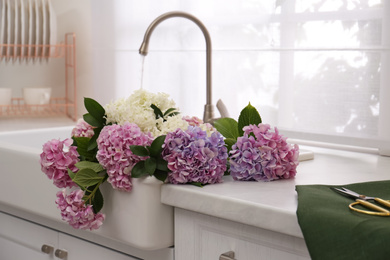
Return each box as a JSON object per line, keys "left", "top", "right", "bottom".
{"left": 229, "top": 124, "right": 299, "bottom": 181}
{"left": 55, "top": 189, "right": 105, "bottom": 230}
{"left": 71, "top": 118, "right": 95, "bottom": 138}
{"left": 162, "top": 126, "right": 228, "bottom": 184}
{"left": 96, "top": 123, "right": 153, "bottom": 192}
{"left": 182, "top": 115, "right": 215, "bottom": 132}
{"left": 40, "top": 138, "right": 79, "bottom": 188}
{"left": 182, "top": 115, "right": 203, "bottom": 126}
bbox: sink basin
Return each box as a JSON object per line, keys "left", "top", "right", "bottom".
{"left": 0, "top": 126, "right": 174, "bottom": 250}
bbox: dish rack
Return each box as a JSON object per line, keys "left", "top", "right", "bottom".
{"left": 0, "top": 33, "right": 77, "bottom": 121}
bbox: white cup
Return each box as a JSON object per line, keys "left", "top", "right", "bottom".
{"left": 0, "top": 88, "right": 12, "bottom": 105}
{"left": 23, "top": 87, "right": 52, "bottom": 105}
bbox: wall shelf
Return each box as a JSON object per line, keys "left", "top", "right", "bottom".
{"left": 0, "top": 33, "right": 77, "bottom": 121}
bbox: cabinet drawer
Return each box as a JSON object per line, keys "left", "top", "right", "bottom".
{"left": 0, "top": 212, "right": 140, "bottom": 260}
{"left": 175, "top": 208, "right": 310, "bottom": 260}
{"left": 59, "top": 233, "right": 139, "bottom": 260}
{"left": 0, "top": 212, "right": 58, "bottom": 260}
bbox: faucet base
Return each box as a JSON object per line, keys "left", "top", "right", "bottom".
{"left": 203, "top": 104, "right": 215, "bottom": 124}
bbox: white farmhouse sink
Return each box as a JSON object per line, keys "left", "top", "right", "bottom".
{"left": 0, "top": 126, "right": 174, "bottom": 250}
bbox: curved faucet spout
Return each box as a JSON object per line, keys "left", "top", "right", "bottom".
{"left": 139, "top": 11, "right": 214, "bottom": 123}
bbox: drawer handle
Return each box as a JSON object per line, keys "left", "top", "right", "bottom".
{"left": 219, "top": 251, "right": 236, "bottom": 260}
{"left": 55, "top": 249, "right": 68, "bottom": 259}
{"left": 41, "top": 244, "right": 54, "bottom": 254}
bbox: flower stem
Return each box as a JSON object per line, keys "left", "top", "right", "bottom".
{"left": 83, "top": 173, "right": 108, "bottom": 206}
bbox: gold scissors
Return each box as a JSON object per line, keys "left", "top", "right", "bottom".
{"left": 331, "top": 187, "right": 390, "bottom": 216}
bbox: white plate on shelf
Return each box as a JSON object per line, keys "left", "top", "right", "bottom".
{"left": 0, "top": 0, "right": 6, "bottom": 60}
{"left": 42, "top": 0, "right": 49, "bottom": 59}
{"left": 20, "top": 0, "right": 29, "bottom": 61}
{"left": 6, "top": 0, "right": 14, "bottom": 61}
{"left": 35, "top": 0, "right": 42, "bottom": 60}
{"left": 28, "top": 0, "right": 35, "bottom": 60}
{"left": 48, "top": 0, "right": 56, "bottom": 56}
{"left": 13, "top": 0, "right": 21, "bottom": 62}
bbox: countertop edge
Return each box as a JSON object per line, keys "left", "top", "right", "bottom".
{"left": 161, "top": 184, "right": 304, "bottom": 238}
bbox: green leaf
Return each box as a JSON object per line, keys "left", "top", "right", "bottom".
{"left": 214, "top": 117, "right": 239, "bottom": 140}
{"left": 224, "top": 138, "right": 237, "bottom": 152}
{"left": 67, "top": 168, "right": 76, "bottom": 180}
{"left": 150, "top": 104, "right": 164, "bottom": 119}
{"left": 224, "top": 161, "right": 230, "bottom": 176}
{"left": 87, "top": 137, "right": 98, "bottom": 151}
{"left": 154, "top": 169, "right": 168, "bottom": 182}
{"left": 156, "top": 157, "right": 169, "bottom": 171}
{"left": 163, "top": 108, "right": 179, "bottom": 117}
{"left": 130, "top": 145, "right": 150, "bottom": 157}
{"left": 190, "top": 182, "right": 205, "bottom": 187}
{"left": 84, "top": 98, "right": 106, "bottom": 124}
{"left": 82, "top": 182, "right": 97, "bottom": 197}
{"left": 163, "top": 107, "right": 176, "bottom": 116}
{"left": 75, "top": 161, "right": 104, "bottom": 173}
{"left": 73, "top": 168, "right": 104, "bottom": 187}
{"left": 145, "top": 157, "right": 157, "bottom": 176}
{"left": 91, "top": 187, "right": 104, "bottom": 214}
{"left": 87, "top": 127, "right": 101, "bottom": 152}
{"left": 149, "top": 135, "right": 166, "bottom": 157}
{"left": 73, "top": 137, "right": 96, "bottom": 161}
{"left": 131, "top": 161, "right": 148, "bottom": 178}
{"left": 167, "top": 112, "right": 180, "bottom": 118}
{"left": 83, "top": 113, "right": 102, "bottom": 128}
{"left": 238, "top": 103, "right": 262, "bottom": 136}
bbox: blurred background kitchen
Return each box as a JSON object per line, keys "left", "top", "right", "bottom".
{"left": 0, "top": 0, "right": 389, "bottom": 154}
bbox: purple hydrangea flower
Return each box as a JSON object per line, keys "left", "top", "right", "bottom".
{"left": 71, "top": 118, "right": 95, "bottom": 138}
{"left": 229, "top": 135, "right": 263, "bottom": 181}
{"left": 40, "top": 138, "right": 79, "bottom": 188}
{"left": 55, "top": 189, "right": 105, "bottom": 230}
{"left": 229, "top": 124, "right": 299, "bottom": 181}
{"left": 162, "top": 126, "right": 228, "bottom": 184}
{"left": 96, "top": 123, "right": 153, "bottom": 192}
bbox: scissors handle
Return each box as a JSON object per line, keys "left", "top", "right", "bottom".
{"left": 349, "top": 199, "right": 390, "bottom": 216}
{"left": 374, "top": 198, "right": 390, "bottom": 208}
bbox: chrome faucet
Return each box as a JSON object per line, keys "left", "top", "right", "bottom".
{"left": 139, "top": 11, "right": 216, "bottom": 123}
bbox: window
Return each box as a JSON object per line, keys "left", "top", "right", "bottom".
{"left": 92, "top": 0, "right": 390, "bottom": 154}
{"left": 269, "top": 0, "right": 389, "bottom": 154}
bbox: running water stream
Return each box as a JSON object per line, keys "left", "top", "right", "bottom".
{"left": 139, "top": 55, "right": 146, "bottom": 89}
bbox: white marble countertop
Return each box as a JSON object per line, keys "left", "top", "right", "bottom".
{"left": 161, "top": 146, "right": 390, "bottom": 238}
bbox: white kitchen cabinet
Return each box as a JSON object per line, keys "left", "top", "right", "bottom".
{"left": 0, "top": 211, "right": 58, "bottom": 260}
{"left": 57, "top": 233, "right": 139, "bottom": 260}
{"left": 175, "top": 208, "right": 310, "bottom": 260}
{"left": 0, "top": 212, "right": 138, "bottom": 260}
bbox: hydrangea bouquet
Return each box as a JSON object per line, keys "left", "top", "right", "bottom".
{"left": 40, "top": 89, "right": 299, "bottom": 231}
{"left": 214, "top": 103, "right": 300, "bottom": 182}
{"left": 40, "top": 89, "right": 228, "bottom": 230}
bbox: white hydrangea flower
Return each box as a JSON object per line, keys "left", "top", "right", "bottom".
{"left": 153, "top": 115, "right": 189, "bottom": 137}
{"left": 104, "top": 89, "right": 186, "bottom": 136}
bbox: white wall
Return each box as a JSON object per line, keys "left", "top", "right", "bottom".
{"left": 53, "top": 0, "right": 93, "bottom": 116}
{"left": 0, "top": 1, "right": 276, "bottom": 122}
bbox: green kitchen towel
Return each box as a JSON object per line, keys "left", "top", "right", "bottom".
{"left": 296, "top": 180, "right": 390, "bottom": 260}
